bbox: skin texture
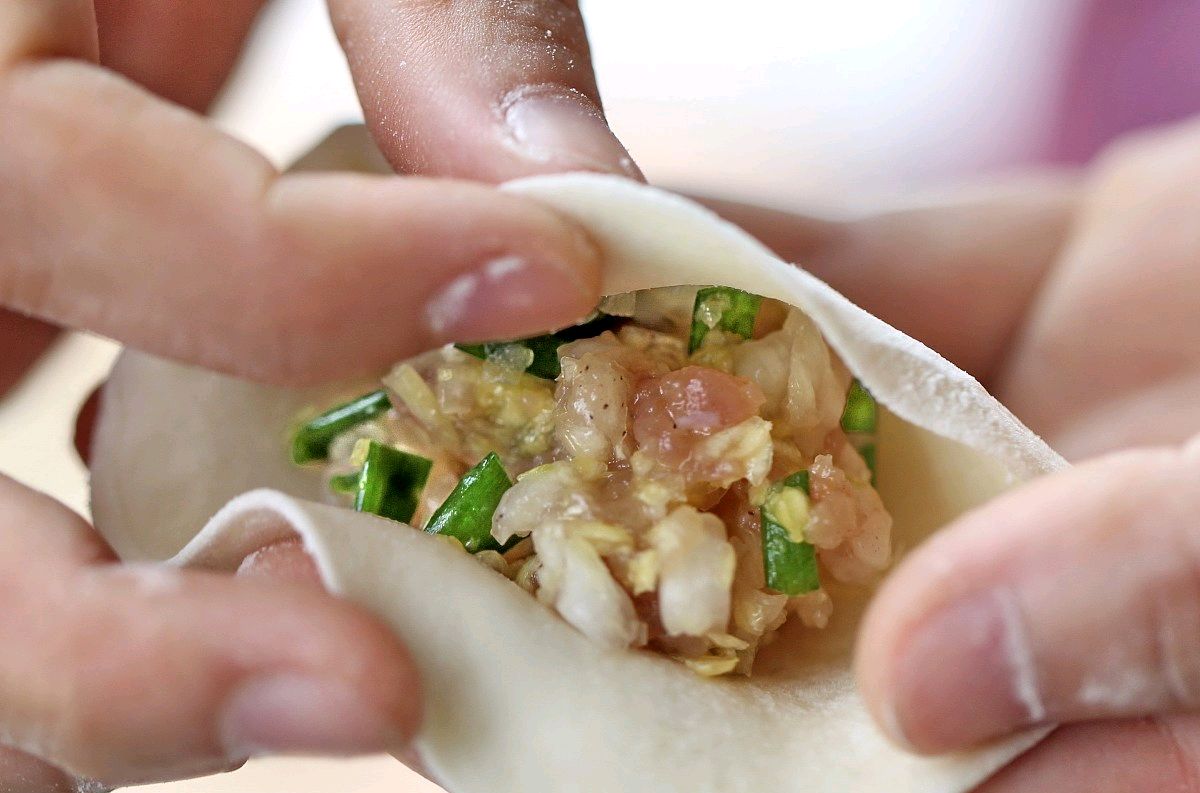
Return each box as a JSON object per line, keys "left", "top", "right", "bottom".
{"left": 1, "top": 1, "right": 615, "bottom": 387}
{"left": 3, "top": 1, "right": 1200, "bottom": 791}
{"left": 326, "top": 0, "right": 641, "bottom": 180}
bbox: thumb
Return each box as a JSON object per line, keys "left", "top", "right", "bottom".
{"left": 326, "top": 0, "right": 642, "bottom": 181}
{"left": 856, "top": 437, "right": 1200, "bottom": 753}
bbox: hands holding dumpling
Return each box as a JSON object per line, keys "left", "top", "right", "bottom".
{"left": 1, "top": 1, "right": 1199, "bottom": 791}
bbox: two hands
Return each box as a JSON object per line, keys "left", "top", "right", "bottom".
{"left": 2, "top": 1, "right": 1199, "bottom": 790}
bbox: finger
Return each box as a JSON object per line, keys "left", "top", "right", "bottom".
{"left": 2, "top": 11, "right": 602, "bottom": 386}
{"left": 0, "top": 477, "right": 421, "bottom": 784}
{"left": 234, "top": 539, "right": 436, "bottom": 782}
{"left": 856, "top": 440, "right": 1200, "bottom": 753}
{"left": 94, "top": 0, "right": 269, "bottom": 111}
{"left": 0, "top": 745, "right": 78, "bottom": 793}
{"left": 976, "top": 717, "right": 1200, "bottom": 793}
{"left": 697, "top": 174, "right": 1080, "bottom": 379}
{"left": 997, "top": 120, "right": 1200, "bottom": 455}
{"left": 0, "top": 308, "right": 57, "bottom": 396}
{"left": 327, "top": 0, "right": 641, "bottom": 181}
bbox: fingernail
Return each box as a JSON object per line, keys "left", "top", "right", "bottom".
{"left": 886, "top": 588, "right": 1046, "bottom": 752}
{"left": 424, "top": 254, "right": 595, "bottom": 343}
{"left": 221, "top": 674, "right": 406, "bottom": 758}
{"left": 500, "top": 84, "right": 643, "bottom": 179}
{"left": 236, "top": 539, "right": 323, "bottom": 588}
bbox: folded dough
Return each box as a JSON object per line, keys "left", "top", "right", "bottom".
{"left": 90, "top": 127, "right": 1063, "bottom": 793}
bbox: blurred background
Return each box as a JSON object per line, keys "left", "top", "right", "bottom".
{"left": 2, "top": 0, "right": 1198, "bottom": 790}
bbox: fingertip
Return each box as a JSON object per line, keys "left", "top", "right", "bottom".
{"left": 296, "top": 596, "right": 425, "bottom": 748}
{"left": 857, "top": 448, "right": 1200, "bottom": 755}
{"left": 498, "top": 84, "right": 643, "bottom": 181}
{"left": 217, "top": 571, "right": 425, "bottom": 750}
{"left": 243, "top": 573, "right": 426, "bottom": 747}
{"left": 329, "top": 0, "right": 642, "bottom": 184}
{"left": 36, "top": 564, "right": 422, "bottom": 782}
{"left": 248, "top": 176, "right": 605, "bottom": 386}
{"left": 219, "top": 671, "right": 417, "bottom": 760}
{"left": 854, "top": 562, "right": 931, "bottom": 752}
{"left": 231, "top": 541, "right": 425, "bottom": 747}
{"left": 853, "top": 499, "right": 1045, "bottom": 753}
{"left": 421, "top": 246, "right": 600, "bottom": 347}
{"left": 878, "top": 589, "right": 1044, "bottom": 754}
{"left": 854, "top": 609, "right": 905, "bottom": 748}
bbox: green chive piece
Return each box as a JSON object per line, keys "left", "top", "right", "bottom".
{"left": 291, "top": 389, "right": 391, "bottom": 464}
{"left": 688, "top": 286, "right": 762, "bottom": 354}
{"left": 329, "top": 472, "right": 361, "bottom": 495}
{"left": 761, "top": 473, "right": 821, "bottom": 595}
{"left": 840, "top": 380, "right": 877, "bottom": 434}
{"left": 453, "top": 342, "right": 488, "bottom": 359}
{"left": 782, "top": 470, "right": 811, "bottom": 492}
{"left": 354, "top": 441, "right": 432, "bottom": 524}
{"left": 519, "top": 334, "right": 567, "bottom": 379}
{"left": 423, "top": 452, "right": 512, "bottom": 553}
{"left": 859, "top": 442, "right": 877, "bottom": 485}
{"left": 455, "top": 314, "right": 623, "bottom": 380}
{"left": 840, "top": 380, "right": 878, "bottom": 483}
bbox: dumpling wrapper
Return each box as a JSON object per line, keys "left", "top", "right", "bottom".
{"left": 91, "top": 127, "right": 1065, "bottom": 793}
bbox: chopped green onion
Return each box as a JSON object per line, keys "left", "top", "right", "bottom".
{"left": 329, "top": 472, "right": 361, "bottom": 495}
{"left": 423, "top": 452, "right": 512, "bottom": 552}
{"left": 840, "top": 380, "right": 878, "bottom": 482}
{"left": 688, "top": 286, "right": 762, "bottom": 354}
{"left": 761, "top": 472, "right": 820, "bottom": 595}
{"left": 291, "top": 389, "right": 391, "bottom": 464}
{"left": 840, "top": 380, "right": 877, "bottom": 434}
{"left": 354, "top": 441, "right": 432, "bottom": 524}
{"left": 456, "top": 313, "right": 623, "bottom": 379}
{"left": 858, "top": 443, "right": 877, "bottom": 483}
{"left": 782, "top": 470, "right": 810, "bottom": 492}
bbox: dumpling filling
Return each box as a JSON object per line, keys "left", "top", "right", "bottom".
{"left": 290, "top": 286, "right": 892, "bottom": 676}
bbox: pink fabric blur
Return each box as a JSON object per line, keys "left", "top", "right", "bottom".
{"left": 1052, "top": 0, "right": 1200, "bottom": 163}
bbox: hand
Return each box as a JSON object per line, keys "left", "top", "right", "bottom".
{"left": 2, "top": 0, "right": 635, "bottom": 788}
{"left": 713, "top": 119, "right": 1200, "bottom": 791}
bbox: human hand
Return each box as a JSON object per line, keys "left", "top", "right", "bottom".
{"left": 713, "top": 119, "right": 1200, "bottom": 791}
{"left": 2, "top": 0, "right": 635, "bottom": 788}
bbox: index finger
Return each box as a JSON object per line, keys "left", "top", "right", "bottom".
{"left": 1, "top": 2, "right": 602, "bottom": 386}
{"left": 328, "top": 0, "right": 641, "bottom": 181}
